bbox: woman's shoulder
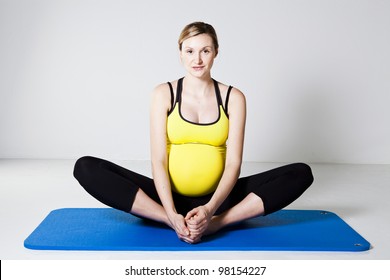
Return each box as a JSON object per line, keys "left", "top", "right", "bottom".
{"left": 217, "top": 81, "right": 246, "bottom": 102}
{"left": 153, "top": 82, "right": 169, "bottom": 92}
{"left": 152, "top": 79, "right": 180, "bottom": 94}
{"left": 152, "top": 81, "right": 173, "bottom": 97}
{"left": 150, "top": 82, "right": 172, "bottom": 109}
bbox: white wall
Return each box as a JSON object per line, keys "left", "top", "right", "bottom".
{"left": 1, "top": 0, "right": 389, "bottom": 164}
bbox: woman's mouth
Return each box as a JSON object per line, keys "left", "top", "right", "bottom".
{"left": 192, "top": 66, "right": 204, "bottom": 71}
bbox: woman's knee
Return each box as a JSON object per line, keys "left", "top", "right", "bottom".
{"left": 73, "top": 156, "right": 99, "bottom": 183}
{"left": 293, "top": 162, "right": 314, "bottom": 188}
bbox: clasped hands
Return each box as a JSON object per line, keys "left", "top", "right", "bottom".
{"left": 171, "top": 205, "right": 213, "bottom": 244}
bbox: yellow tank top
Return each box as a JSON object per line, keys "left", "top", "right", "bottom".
{"left": 166, "top": 78, "right": 232, "bottom": 196}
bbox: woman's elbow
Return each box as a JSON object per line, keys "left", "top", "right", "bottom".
{"left": 225, "top": 159, "right": 242, "bottom": 177}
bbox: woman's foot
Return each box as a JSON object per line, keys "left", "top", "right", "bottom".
{"left": 203, "top": 215, "right": 223, "bottom": 236}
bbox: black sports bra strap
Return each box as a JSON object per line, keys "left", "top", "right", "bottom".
{"left": 176, "top": 77, "right": 184, "bottom": 103}
{"left": 213, "top": 79, "right": 223, "bottom": 106}
{"left": 167, "top": 81, "right": 174, "bottom": 110}
{"left": 225, "top": 86, "right": 233, "bottom": 115}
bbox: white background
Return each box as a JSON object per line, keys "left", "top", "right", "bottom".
{"left": 1, "top": 0, "right": 389, "bottom": 164}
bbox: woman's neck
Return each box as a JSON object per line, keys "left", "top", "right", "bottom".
{"left": 183, "top": 74, "right": 213, "bottom": 97}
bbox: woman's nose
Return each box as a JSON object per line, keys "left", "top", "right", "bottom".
{"left": 195, "top": 53, "right": 202, "bottom": 64}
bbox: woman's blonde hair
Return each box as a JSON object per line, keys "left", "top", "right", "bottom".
{"left": 178, "top": 22, "right": 219, "bottom": 54}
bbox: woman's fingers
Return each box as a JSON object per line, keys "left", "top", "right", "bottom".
{"left": 177, "top": 232, "right": 201, "bottom": 244}
{"left": 169, "top": 213, "right": 190, "bottom": 236}
{"left": 170, "top": 210, "right": 211, "bottom": 244}
{"left": 185, "top": 208, "right": 199, "bottom": 220}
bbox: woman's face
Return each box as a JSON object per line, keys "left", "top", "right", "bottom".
{"left": 180, "top": 33, "right": 217, "bottom": 79}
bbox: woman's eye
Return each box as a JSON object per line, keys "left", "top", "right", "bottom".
{"left": 186, "top": 50, "right": 193, "bottom": 54}
{"left": 203, "top": 49, "right": 210, "bottom": 54}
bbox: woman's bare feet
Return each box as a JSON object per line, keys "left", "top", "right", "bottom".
{"left": 203, "top": 215, "right": 222, "bottom": 236}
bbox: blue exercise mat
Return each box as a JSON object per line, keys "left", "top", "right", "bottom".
{"left": 24, "top": 208, "right": 370, "bottom": 251}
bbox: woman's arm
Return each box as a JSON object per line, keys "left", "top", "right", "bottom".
{"left": 150, "top": 83, "right": 191, "bottom": 240}
{"left": 185, "top": 88, "right": 246, "bottom": 233}
{"left": 206, "top": 88, "right": 246, "bottom": 213}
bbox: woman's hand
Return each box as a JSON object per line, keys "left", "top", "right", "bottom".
{"left": 185, "top": 205, "right": 213, "bottom": 242}
{"left": 168, "top": 213, "right": 200, "bottom": 244}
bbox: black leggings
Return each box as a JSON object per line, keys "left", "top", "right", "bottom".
{"left": 73, "top": 156, "right": 313, "bottom": 217}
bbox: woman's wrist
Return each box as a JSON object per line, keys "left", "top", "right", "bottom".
{"left": 204, "top": 202, "right": 217, "bottom": 217}
{"left": 165, "top": 208, "right": 177, "bottom": 216}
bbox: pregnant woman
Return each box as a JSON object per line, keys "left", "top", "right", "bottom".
{"left": 73, "top": 21, "right": 314, "bottom": 244}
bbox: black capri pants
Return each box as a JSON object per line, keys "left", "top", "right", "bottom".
{"left": 73, "top": 156, "right": 313, "bottom": 216}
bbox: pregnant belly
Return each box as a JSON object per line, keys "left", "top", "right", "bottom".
{"left": 168, "top": 143, "right": 225, "bottom": 197}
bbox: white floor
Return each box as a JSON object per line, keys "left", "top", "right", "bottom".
{"left": 1, "top": 159, "right": 389, "bottom": 260}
